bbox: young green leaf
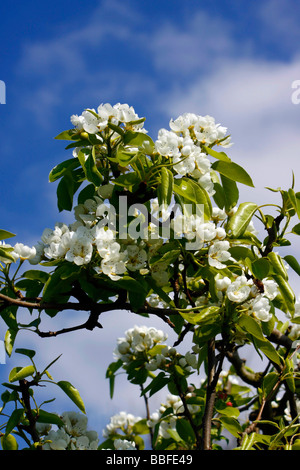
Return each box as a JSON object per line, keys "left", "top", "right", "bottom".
{"left": 211, "top": 160, "right": 254, "bottom": 187}
{"left": 0, "top": 229, "right": 16, "bottom": 241}
{"left": 5, "top": 409, "right": 24, "bottom": 436}
{"left": 227, "top": 202, "right": 257, "bottom": 238}
{"left": 49, "top": 158, "right": 80, "bottom": 183}
{"left": 203, "top": 145, "right": 231, "bottom": 162}
{"left": 57, "top": 381, "right": 86, "bottom": 414}
{"left": 283, "top": 255, "right": 300, "bottom": 276}
{"left": 157, "top": 167, "right": 174, "bottom": 207}
{"left": 9, "top": 365, "right": 35, "bottom": 383}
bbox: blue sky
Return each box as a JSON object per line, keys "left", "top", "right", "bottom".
{"left": 1, "top": 0, "right": 300, "bottom": 447}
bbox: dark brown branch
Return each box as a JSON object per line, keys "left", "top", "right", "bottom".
{"left": 19, "top": 379, "right": 41, "bottom": 447}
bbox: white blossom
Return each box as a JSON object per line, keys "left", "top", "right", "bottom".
{"left": 12, "top": 243, "right": 36, "bottom": 261}
{"left": 226, "top": 275, "right": 253, "bottom": 303}
{"left": 208, "top": 240, "right": 231, "bottom": 269}
{"left": 114, "top": 439, "right": 137, "bottom": 450}
{"left": 249, "top": 295, "right": 272, "bottom": 322}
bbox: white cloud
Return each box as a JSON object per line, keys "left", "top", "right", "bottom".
{"left": 161, "top": 56, "right": 300, "bottom": 202}
{"left": 6, "top": 0, "right": 300, "bottom": 443}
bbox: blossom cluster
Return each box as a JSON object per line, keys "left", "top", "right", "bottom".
{"left": 155, "top": 113, "right": 232, "bottom": 197}
{"left": 71, "top": 102, "right": 146, "bottom": 136}
{"left": 113, "top": 324, "right": 198, "bottom": 373}
{"left": 37, "top": 411, "right": 99, "bottom": 450}
{"left": 215, "top": 273, "right": 279, "bottom": 322}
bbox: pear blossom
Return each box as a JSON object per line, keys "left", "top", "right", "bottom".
{"left": 114, "top": 439, "right": 137, "bottom": 450}
{"left": 64, "top": 227, "right": 94, "bottom": 266}
{"left": 12, "top": 243, "right": 36, "bottom": 261}
{"left": 226, "top": 275, "right": 253, "bottom": 303}
{"left": 261, "top": 278, "right": 279, "bottom": 300}
{"left": 249, "top": 295, "right": 272, "bottom": 322}
{"left": 208, "top": 240, "right": 231, "bottom": 269}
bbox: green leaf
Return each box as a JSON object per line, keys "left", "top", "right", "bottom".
{"left": 132, "top": 419, "right": 150, "bottom": 435}
{"left": 291, "top": 223, "right": 300, "bottom": 235}
{"left": 229, "top": 246, "right": 256, "bottom": 263}
{"left": 106, "top": 359, "right": 123, "bottom": 399}
{"left": 220, "top": 174, "right": 239, "bottom": 211}
{"left": 174, "top": 177, "right": 212, "bottom": 220}
{"left": 4, "top": 328, "right": 17, "bottom": 357}
{"left": 0, "top": 229, "right": 16, "bottom": 241}
{"left": 141, "top": 372, "right": 169, "bottom": 397}
{"left": 193, "top": 323, "right": 221, "bottom": 345}
{"left": 176, "top": 418, "right": 196, "bottom": 444}
{"left": 283, "top": 255, "right": 300, "bottom": 276}
{"left": 122, "top": 131, "right": 155, "bottom": 152}
{"left": 54, "top": 129, "right": 78, "bottom": 140}
{"left": 0, "top": 306, "right": 18, "bottom": 330}
{"left": 49, "top": 158, "right": 80, "bottom": 183}
{"left": 42, "top": 265, "right": 74, "bottom": 304}
{"left": 203, "top": 145, "right": 231, "bottom": 162}
{"left": 0, "top": 246, "right": 16, "bottom": 262}
{"left": 9, "top": 365, "right": 35, "bottom": 383}
{"left": 251, "top": 258, "right": 270, "bottom": 280}
{"left": 22, "top": 270, "right": 50, "bottom": 284}
{"left": 84, "top": 152, "right": 103, "bottom": 186}
{"left": 114, "top": 145, "right": 139, "bottom": 166}
{"left": 15, "top": 348, "right": 36, "bottom": 359}
{"left": 211, "top": 160, "right": 254, "bottom": 187}
{"left": 178, "top": 305, "right": 221, "bottom": 326}
{"left": 288, "top": 188, "right": 300, "bottom": 219}
{"left": 113, "top": 172, "right": 141, "bottom": 191}
{"left": 157, "top": 167, "right": 174, "bottom": 207}
{"left": 77, "top": 183, "right": 96, "bottom": 204}
{"left": 215, "top": 402, "right": 240, "bottom": 418}
{"left": 272, "top": 274, "right": 295, "bottom": 316}
{"left": 219, "top": 416, "right": 242, "bottom": 438}
{"left": 262, "top": 372, "right": 279, "bottom": 398}
{"left": 56, "top": 172, "right": 75, "bottom": 212}
{"left": 238, "top": 314, "right": 282, "bottom": 365}
{"left": 5, "top": 409, "right": 24, "bottom": 436}
{"left": 56, "top": 381, "right": 86, "bottom": 413}
{"left": 37, "top": 409, "right": 64, "bottom": 427}
{"left": 267, "top": 252, "right": 288, "bottom": 280}
{"left": 227, "top": 202, "right": 258, "bottom": 238}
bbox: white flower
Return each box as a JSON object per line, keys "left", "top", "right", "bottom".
{"left": 249, "top": 295, "right": 272, "bottom": 322}
{"left": 28, "top": 241, "right": 45, "bottom": 265}
{"left": 126, "top": 245, "right": 147, "bottom": 271}
{"left": 64, "top": 226, "right": 94, "bottom": 266}
{"left": 208, "top": 240, "right": 231, "bottom": 269}
{"left": 114, "top": 439, "right": 136, "bottom": 450}
{"left": 102, "top": 412, "right": 141, "bottom": 438}
{"left": 61, "top": 411, "right": 88, "bottom": 437}
{"left": 212, "top": 207, "right": 227, "bottom": 222}
{"left": 43, "top": 429, "right": 70, "bottom": 450}
{"left": 226, "top": 275, "right": 253, "bottom": 303}
{"left": 215, "top": 274, "right": 231, "bottom": 291}
{"left": 262, "top": 278, "right": 279, "bottom": 300}
{"left": 81, "top": 109, "right": 101, "bottom": 134}
{"left": 12, "top": 243, "right": 36, "bottom": 261}
{"left": 155, "top": 128, "right": 181, "bottom": 157}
